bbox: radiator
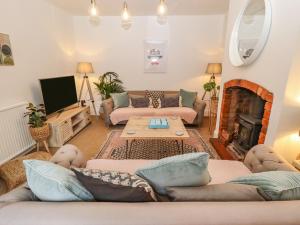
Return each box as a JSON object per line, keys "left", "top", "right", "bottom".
{"left": 0, "top": 102, "right": 35, "bottom": 165}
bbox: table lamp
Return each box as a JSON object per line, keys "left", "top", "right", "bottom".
{"left": 76, "top": 62, "right": 97, "bottom": 116}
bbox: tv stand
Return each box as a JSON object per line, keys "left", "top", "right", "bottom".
{"left": 56, "top": 105, "right": 80, "bottom": 118}
{"left": 47, "top": 106, "right": 91, "bottom": 147}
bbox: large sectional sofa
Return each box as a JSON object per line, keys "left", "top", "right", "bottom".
{"left": 0, "top": 145, "right": 299, "bottom": 225}
{"left": 102, "top": 91, "right": 207, "bottom": 127}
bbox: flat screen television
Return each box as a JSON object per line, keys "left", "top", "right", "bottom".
{"left": 40, "top": 76, "right": 78, "bottom": 115}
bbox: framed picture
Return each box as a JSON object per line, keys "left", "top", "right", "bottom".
{"left": 144, "top": 40, "right": 167, "bottom": 73}
{"left": 0, "top": 33, "right": 14, "bottom": 66}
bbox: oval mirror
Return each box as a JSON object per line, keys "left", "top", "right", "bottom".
{"left": 229, "top": 0, "right": 272, "bottom": 67}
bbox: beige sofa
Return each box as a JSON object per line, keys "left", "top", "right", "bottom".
{"left": 101, "top": 91, "right": 207, "bottom": 127}
{"left": 1, "top": 145, "right": 300, "bottom": 225}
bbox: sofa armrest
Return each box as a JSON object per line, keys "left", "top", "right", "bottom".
{"left": 102, "top": 98, "right": 114, "bottom": 127}
{"left": 244, "top": 144, "right": 296, "bottom": 173}
{"left": 193, "top": 96, "right": 207, "bottom": 126}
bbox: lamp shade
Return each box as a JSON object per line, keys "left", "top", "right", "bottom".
{"left": 76, "top": 62, "right": 94, "bottom": 74}
{"left": 206, "top": 63, "right": 222, "bottom": 75}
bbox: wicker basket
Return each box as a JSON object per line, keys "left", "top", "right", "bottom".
{"left": 29, "top": 124, "right": 50, "bottom": 142}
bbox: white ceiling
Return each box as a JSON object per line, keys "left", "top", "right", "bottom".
{"left": 47, "top": 0, "right": 230, "bottom": 16}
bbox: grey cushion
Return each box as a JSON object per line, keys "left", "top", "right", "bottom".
{"left": 161, "top": 95, "right": 179, "bottom": 108}
{"left": 180, "top": 89, "right": 197, "bottom": 108}
{"left": 0, "top": 185, "right": 39, "bottom": 202}
{"left": 166, "top": 184, "right": 265, "bottom": 202}
{"left": 111, "top": 92, "right": 129, "bottom": 109}
{"left": 136, "top": 153, "right": 211, "bottom": 195}
{"left": 230, "top": 171, "right": 300, "bottom": 201}
{"left": 130, "top": 97, "right": 150, "bottom": 108}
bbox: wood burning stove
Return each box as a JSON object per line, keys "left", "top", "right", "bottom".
{"left": 233, "top": 114, "right": 262, "bottom": 153}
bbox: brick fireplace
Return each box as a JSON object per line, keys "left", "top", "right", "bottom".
{"left": 211, "top": 79, "right": 273, "bottom": 160}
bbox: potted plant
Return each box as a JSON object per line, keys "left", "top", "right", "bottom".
{"left": 203, "top": 80, "right": 220, "bottom": 100}
{"left": 24, "top": 103, "right": 49, "bottom": 142}
{"left": 94, "top": 72, "right": 125, "bottom": 100}
{"left": 94, "top": 72, "right": 125, "bottom": 118}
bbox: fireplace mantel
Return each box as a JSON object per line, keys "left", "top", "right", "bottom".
{"left": 212, "top": 79, "right": 274, "bottom": 160}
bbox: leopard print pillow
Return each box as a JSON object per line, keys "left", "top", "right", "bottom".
{"left": 145, "top": 90, "right": 164, "bottom": 108}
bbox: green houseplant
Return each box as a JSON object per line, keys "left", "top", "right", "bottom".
{"left": 94, "top": 72, "right": 125, "bottom": 100}
{"left": 24, "top": 103, "right": 49, "bottom": 142}
{"left": 203, "top": 80, "right": 220, "bottom": 99}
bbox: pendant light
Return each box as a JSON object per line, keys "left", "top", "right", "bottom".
{"left": 89, "top": 0, "right": 98, "bottom": 17}
{"left": 89, "top": 0, "right": 100, "bottom": 24}
{"left": 121, "top": 2, "right": 132, "bottom": 30}
{"left": 157, "top": 0, "right": 168, "bottom": 25}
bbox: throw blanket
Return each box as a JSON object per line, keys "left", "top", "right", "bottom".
{"left": 110, "top": 107, "right": 197, "bottom": 125}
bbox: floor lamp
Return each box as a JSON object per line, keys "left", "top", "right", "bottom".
{"left": 76, "top": 62, "right": 98, "bottom": 117}
{"left": 202, "top": 63, "right": 222, "bottom": 100}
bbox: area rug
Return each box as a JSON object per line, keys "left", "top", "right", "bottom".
{"left": 95, "top": 129, "right": 220, "bottom": 160}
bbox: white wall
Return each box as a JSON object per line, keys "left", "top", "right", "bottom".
{"left": 215, "top": 0, "right": 300, "bottom": 162}
{"left": 73, "top": 15, "right": 226, "bottom": 111}
{"left": 0, "top": 0, "right": 75, "bottom": 109}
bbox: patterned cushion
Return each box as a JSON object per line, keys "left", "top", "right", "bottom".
{"left": 145, "top": 91, "right": 164, "bottom": 108}
{"left": 73, "top": 169, "right": 156, "bottom": 202}
{"left": 161, "top": 95, "right": 180, "bottom": 108}
{"left": 130, "top": 97, "right": 150, "bottom": 108}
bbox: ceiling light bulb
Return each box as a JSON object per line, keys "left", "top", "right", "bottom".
{"left": 122, "top": 2, "right": 130, "bottom": 21}
{"left": 157, "top": 0, "right": 168, "bottom": 16}
{"left": 121, "top": 2, "right": 132, "bottom": 30}
{"left": 89, "top": 0, "right": 98, "bottom": 17}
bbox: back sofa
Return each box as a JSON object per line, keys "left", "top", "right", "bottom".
{"left": 101, "top": 91, "right": 207, "bottom": 127}
{"left": 0, "top": 145, "right": 299, "bottom": 225}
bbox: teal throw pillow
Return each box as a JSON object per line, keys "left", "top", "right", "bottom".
{"left": 230, "top": 171, "right": 300, "bottom": 201}
{"left": 180, "top": 89, "right": 197, "bottom": 108}
{"left": 24, "top": 160, "right": 94, "bottom": 202}
{"left": 136, "top": 153, "right": 211, "bottom": 195}
{"left": 110, "top": 92, "right": 129, "bottom": 110}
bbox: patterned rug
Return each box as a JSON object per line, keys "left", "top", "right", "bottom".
{"left": 95, "top": 129, "right": 220, "bottom": 160}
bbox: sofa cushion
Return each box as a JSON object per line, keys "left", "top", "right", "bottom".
{"left": 73, "top": 168, "right": 156, "bottom": 202}
{"left": 130, "top": 96, "right": 150, "bottom": 108}
{"left": 109, "top": 107, "right": 197, "bottom": 125}
{"left": 111, "top": 92, "right": 129, "bottom": 110}
{"left": 24, "top": 160, "right": 94, "bottom": 202}
{"left": 136, "top": 153, "right": 211, "bottom": 194}
{"left": 86, "top": 159, "right": 252, "bottom": 185}
{"left": 166, "top": 184, "right": 265, "bottom": 202}
{"left": 180, "top": 89, "right": 197, "bottom": 108}
{"left": 161, "top": 95, "right": 180, "bottom": 108}
{"left": 230, "top": 171, "right": 300, "bottom": 201}
{"left": 145, "top": 91, "right": 164, "bottom": 108}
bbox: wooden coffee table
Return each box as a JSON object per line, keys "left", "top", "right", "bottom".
{"left": 121, "top": 116, "right": 190, "bottom": 158}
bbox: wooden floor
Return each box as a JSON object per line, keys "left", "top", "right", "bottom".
{"left": 48, "top": 116, "right": 213, "bottom": 160}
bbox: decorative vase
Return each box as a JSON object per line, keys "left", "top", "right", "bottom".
{"left": 29, "top": 124, "right": 50, "bottom": 142}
